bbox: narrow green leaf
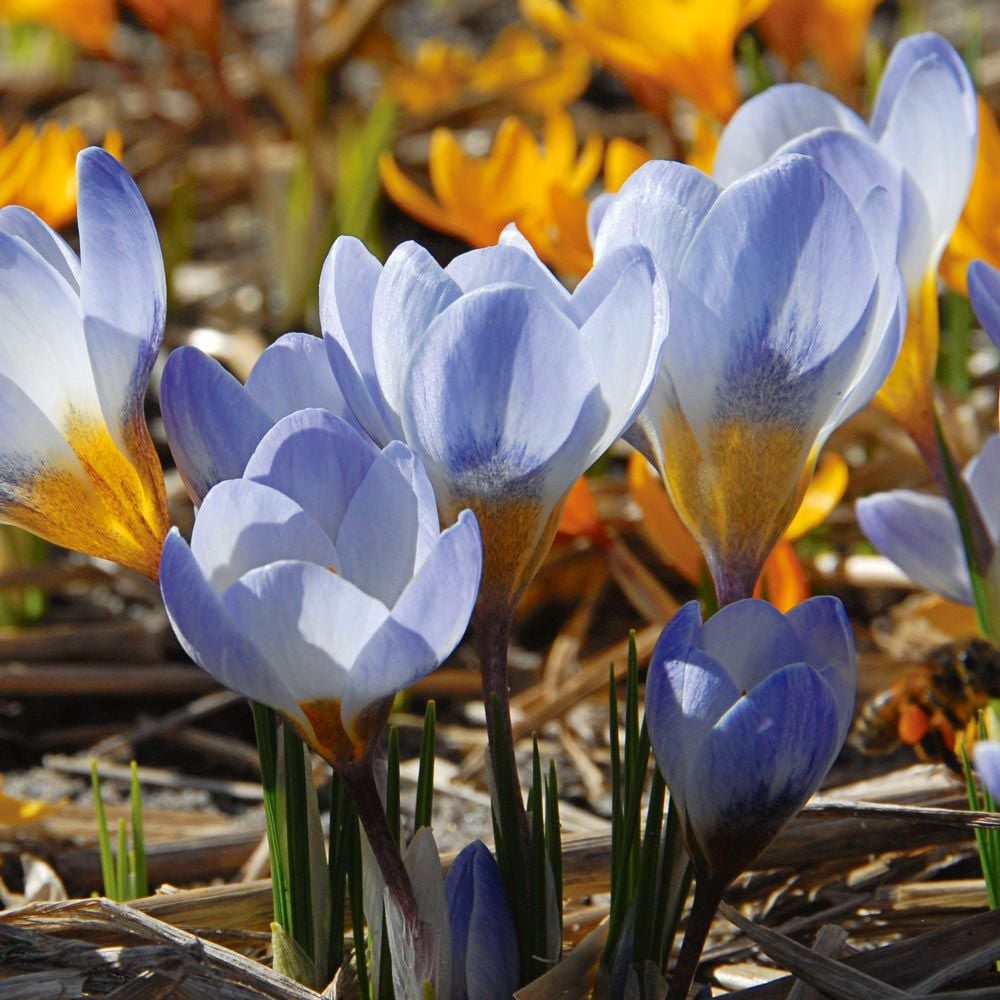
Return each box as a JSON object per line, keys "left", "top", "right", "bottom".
{"left": 633, "top": 766, "right": 666, "bottom": 965}
{"left": 129, "top": 761, "right": 147, "bottom": 898}
{"left": 115, "top": 817, "right": 128, "bottom": 904}
{"left": 347, "top": 807, "right": 371, "bottom": 1000}
{"left": 252, "top": 702, "right": 290, "bottom": 932}
{"left": 654, "top": 796, "right": 693, "bottom": 970}
{"left": 386, "top": 725, "right": 401, "bottom": 845}
{"left": 327, "top": 774, "right": 349, "bottom": 978}
{"left": 90, "top": 759, "right": 115, "bottom": 900}
{"left": 414, "top": 701, "right": 436, "bottom": 831}
{"left": 937, "top": 291, "right": 973, "bottom": 395}
{"left": 545, "top": 760, "right": 563, "bottom": 944}
{"left": 530, "top": 737, "right": 549, "bottom": 975}
{"left": 283, "top": 724, "right": 315, "bottom": 966}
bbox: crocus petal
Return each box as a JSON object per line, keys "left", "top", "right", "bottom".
{"left": 965, "top": 434, "right": 1000, "bottom": 544}
{"left": 713, "top": 84, "right": 867, "bottom": 187}
{"left": 783, "top": 596, "right": 857, "bottom": 743}
{"left": 220, "top": 560, "right": 390, "bottom": 705}
{"left": 159, "top": 529, "right": 302, "bottom": 719}
{"left": 857, "top": 491, "right": 972, "bottom": 605}
{"left": 973, "top": 742, "right": 1000, "bottom": 803}
{"left": 587, "top": 192, "right": 614, "bottom": 246}
{"left": 446, "top": 841, "right": 519, "bottom": 1000}
{"left": 700, "top": 598, "right": 807, "bottom": 695}
{"left": 245, "top": 331, "right": 359, "bottom": 430}
{"left": 77, "top": 148, "right": 166, "bottom": 443}
{"left": 870, "top": 32, "right": 977, "bottom": 263}
{"left": 593, "top": 160, "right": 720, "bottom": 285}
{"left": 371, "top": 242, "right": 462, "bottom": 433}
{"left": 160, "top": 346, "right": 273, "bottom": 504}
{"left": 0, "top": 205, "right": 80, "bottom": 289}
{"left": 684, "top": 662, "right": 842, "bottom": 877}
{"left": 390, "top": 509, "right": 482, "bottom": 661}
{"left": 320, "top": 235, "right": 395, "bottom": 445}
{"left": 190, "top": 479, "right": 340, "bottom": 595}
{"left": 968, "top": 259, "right": 1000, "bottom": 350}
{"left": 335, "top": 442, "right": 439, "bottom": 606}
{"left": 447, "top": 242, "right": 570, "bottom": 313}
{"left": 402, "top": 284, "right": 607, "bottom": 507}
{"left": 243, "top": 409, "right": 379, "bottom": 544}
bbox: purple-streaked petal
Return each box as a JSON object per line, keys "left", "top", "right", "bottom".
{"left": 713, "top": 84, "right": 868, "bottom": 186}
{"left": 857, "top": 490, "right": 972, "bottom": 605}
{"left": 871, "top": 33, "right": 977, "bottom": 263}
{"left": 973, "top": 742, "right": 1000, "bottom": 803}
{"left": 783, "top": 596, "right": 857, "bottom": 743}
{"left": 320, "top": 235, "right": 393, "bottom": 444}
{"left": 0, "top": 205, "right": 80, "bottom": 289}
{"left": 446, "top": 242, "right": 570, "bottom": 313}
{"left": 77, "top": 149, "right": 166, "bottom": 441}
{"left": 371, "top": 242, "right": 462, "bottom": 435}
{"left": 685, "top": 663, "right": 842, "bottom": 875}
{"left": 190, "top": 479, "right": 339, "bottom": 595}
{"left": 593, "top": 160, "right": 720, "bottom": 285}
{"left": 969, "top": 260, "right": 1000, "bottom": 351}
{"left": 159, "top": 529, "right": 301, "bottom": 717}
{"left": 245, "top": 331, "right": 359, "bottom": 430}
{"left": 160, "top": 346, "right": 273, "bottom": 504}
{"left": 965, "top": 434, "right": 1000, "bottom": 544}
{"left": 243, "top": 408, "right": 379, "bottom": 543}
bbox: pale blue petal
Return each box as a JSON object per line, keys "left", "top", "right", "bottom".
{"left": 77, "top": 148, "right": 166, "bottom": 441}
{"left": 220, "top": 560, "right": 389, "bottom": 704}
{"left": 973, "top": 742, "right": 1000, "bottom": 802}
{"left": 160, "top": 346, "right": 273, "bottom": 504}
{"left": 969, "top": 260, "right": 1000, "bottom": 350}
{"left": 0, "top": 231, "right": 94, "bottom": 424}
{"left": 372, "top": 242, "right": 462, "bottom": 436}
{"left": 0, "top": 205, "right": 79, "bottom": 290}
{"left": 857, "top": 490, "right": 972, "bottom": 604}
{"left": 446, "top": 242, "right": 570, "bottom": 313}
{"left": 784, "top": 596, "right": 857, "bottom": 743}
{"left": 159, "top": 529, "right": 300, "bottom": 715}
{"left": 446, "top": 841, "right": 518, "bottom": 1000}
{"left": 871, "top": 33, "right": 977, "bottom": 262}
{"left": 672, "top": 154, "right": 877, "bottom": 444}
{"left": 191, "top": 479, "right": 339, "bottom": 595}
{"left": 645, "top": 602, "right": 739, "bottom": 802}
{"left": 700, "top": 599, "right": 807, "bottom": 694}
{"left": 685, "top": 663, "right": 842, "bottom": 871}
{"left": 243, "top": 408, "right": 379, "bottom": 543}
{"left": 401, "top": 284, "right": 608, "bottom": 509}
{"left": 320, "top": 235, "right": 394, "bottom": 445}
{"left": 713, "top": 84, "right": 867, "bottom": 186}
{"left": 592, "top": 160, "right": 720, "bottom": 285}
{"left": 587, "top": 193, "right": 614, "bottom": 246}
{"left": 391, "top": 509, "right": 481, "bottom": 660}
{"left": 965, "top": 434, "right": 1000, "bottom": 545}
{"left": 246, "top": 331, "right": 361, "bottom": 431}
{"left": 335, "top": 442, "right": 434, "bottom": 605}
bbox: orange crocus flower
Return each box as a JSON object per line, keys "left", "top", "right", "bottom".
{"left": 380, "top": 113, "right": 650, "bottom": 276}
{"left": 757, "top": 0, "right": 881, "bottom": 91}
{"left": 629, "top": 450, "right": 848, "bottom": 611}
{"left": 0, "top": 0, "right": 114, "bottom": 50}
{"left": 941, "top": 96, "right": 1000, "bottom": 296}
{"left": 0, "top": 124, "right": 122, "bottom": 230}
{"left": 522, "top": 0, "right": 772, "bottom": 120}
{"left": 121, "top": 0, "right": 219, "bottom": 48}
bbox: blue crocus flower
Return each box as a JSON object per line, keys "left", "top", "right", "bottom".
{"left": 158, "top": 408, "right": 482, "bottom": 769}
{"left": 321, "top": 231, "right": 667, "bottom": 614}
{"left": 974, "top": 742, "right": 1000, "bottom": 802}
{"left": 593, "top": 153, "right": 891, "bottom": 604}
{"left": 645, "top": 598, "right": 856, "bottom": 884}
{"left": 161, "top": 332, "right": 363, "bottom": 505}
{"left": 968, "top": 259, "right": 1000, "bottom": 351}
{"left": 445, "top": 841, "right": 519, "bottom": 1000}
{"left": 857, "top": 434, "right": 1000, "bottom": 624}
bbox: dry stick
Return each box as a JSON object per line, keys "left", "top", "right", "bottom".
{"left": 0, "top": 664, "right": 216, "bottom": 698}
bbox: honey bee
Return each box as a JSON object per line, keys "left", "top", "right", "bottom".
{"left": 852, "top": 639, "right": 1000, "bottom": 770}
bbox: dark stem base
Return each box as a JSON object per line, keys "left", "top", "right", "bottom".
{"left": 666, "top": 875, "right": 727, "bottom": 1000}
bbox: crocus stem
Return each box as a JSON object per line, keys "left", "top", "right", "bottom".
{"left": 340, "top": 758, "right": 420, "bottom": 932}
{"left": 665, "top": 874, "right": 726, "bottom": 1000}
{"left": 712, "top": 566, "right": 756, "bottom": 609}
{"left": 933, "top": 412, "right": 994, "bottom": 637}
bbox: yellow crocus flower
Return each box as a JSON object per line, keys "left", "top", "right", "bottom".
{"left": 941, "top": 96, "right": 1000, "bottom": 297}
{"left": 522, "top": 0, "right": 772, "bottom": 120}
{"left": 0, "top": 124, "right": 122, "bottom": 230}
{"left": 380, "top": 113, "right": 649, "bottom": 276}
{"left": 0, "top": 0, "right": 114, "bottom": 51}
{"left": 757, "top": 0, "right": 881, "bottom": 91}
{"left": 387, "top": 26, "right": 589, "bottom": 117}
